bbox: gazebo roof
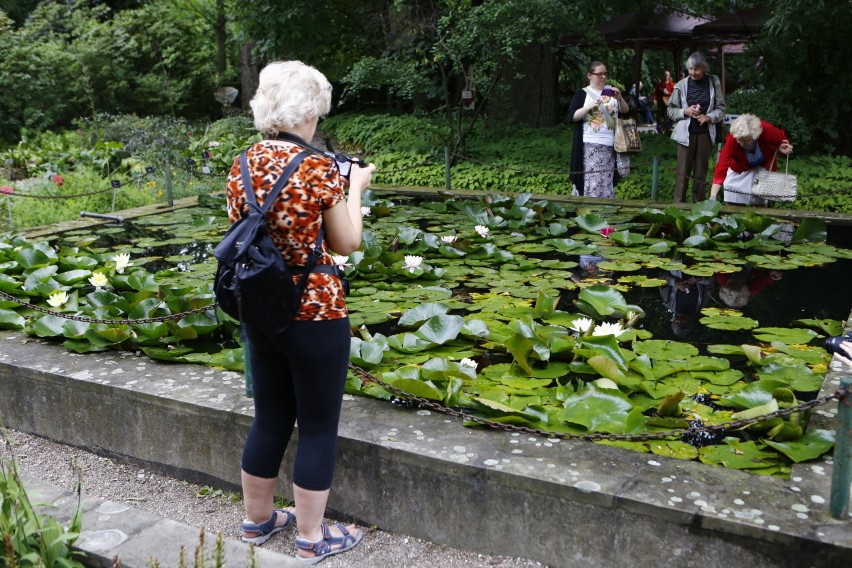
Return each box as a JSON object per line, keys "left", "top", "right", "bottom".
{"left": 691, "top": 7, "right": 768, "bottom": 43}
{"left": 595, "top": 8, "right": 710, "bottom": 48}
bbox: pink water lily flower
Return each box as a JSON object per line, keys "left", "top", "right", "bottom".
{"left": 599, "top": 226, "right": 615, "bottom": 238}
{"left": 51, "top": 174, "right": 64, "bottom": 186}
{"left": 0, "top": 186, "right": 13, "bottom": 195}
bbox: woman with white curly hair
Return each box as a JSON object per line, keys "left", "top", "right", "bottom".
{"left": 228, "top": 60, "right": 375, "bottom": 562}
{"left": 709, "top": 113, "right": 793, "bottom": 205}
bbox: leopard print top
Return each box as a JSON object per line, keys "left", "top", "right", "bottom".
{"left": 225, "top": 140, "right": 347, "bottom": 321}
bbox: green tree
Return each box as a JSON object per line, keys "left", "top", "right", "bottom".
{"left": 733, "top": 0, "right": 851, "bottom": 155}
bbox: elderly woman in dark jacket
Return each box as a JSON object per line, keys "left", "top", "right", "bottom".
{"left": 667, "top": 52, "right": 726, "bottom": 203}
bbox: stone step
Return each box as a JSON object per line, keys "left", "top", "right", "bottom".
{"left": 21, "top": 476, "right": 302, "bottom": 567}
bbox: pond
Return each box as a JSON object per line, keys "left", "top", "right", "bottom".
{"left": 7, "top": 190, "right": 852, "bottom": 477}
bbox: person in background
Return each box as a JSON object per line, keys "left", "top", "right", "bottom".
{"left": 653, "top": 70, "right": 675, "bottom": 134}
{"left": 709, "top": 114, "right": 793, "bottom": 205}
{"left": 567, "top": 60, "right": 630, "bottom": 198}
{"left": 667, "top": 52, "right": 726, "bottom": 203}
{"left": 228, "top": 60, "right": 375, "bottom": 562}
{"left": 630, "top": 82, "right": 655, "bottom": 126}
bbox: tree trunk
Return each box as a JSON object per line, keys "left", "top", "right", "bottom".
{"left": 240, "top": 42, "right": 258, "bottom": 111}
{"left": 489, "top": 42, "right": 560, "bottom": 127}
{"left": 216, "top": 0, "right": 226, "bottom": 75}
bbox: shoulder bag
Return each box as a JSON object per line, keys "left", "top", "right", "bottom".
{"left": 752, "top": 144, "right": 797, "bottom": 202}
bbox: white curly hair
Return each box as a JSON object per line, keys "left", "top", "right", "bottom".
{"left": 250, "top": 61, "right": 332, "bottom": 135}
{"left": 729, "top": 114, "right": 763, "bottom": 141}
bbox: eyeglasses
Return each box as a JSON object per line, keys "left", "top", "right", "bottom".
{"left": 589, "top": 72, "right": 608, "bottom": 77}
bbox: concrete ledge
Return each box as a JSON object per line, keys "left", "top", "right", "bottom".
{"left": 2, "top": 331, "right": 851, "bottom": 568}
{"left": 21, "top": 476, "right": 301, "bottom": 567}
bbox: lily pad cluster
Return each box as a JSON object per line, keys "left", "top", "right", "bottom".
{"left": 1, "top": 192, "right": 849, "bottom": 476}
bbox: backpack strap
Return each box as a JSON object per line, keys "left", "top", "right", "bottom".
{"left": 239, "top": 149, "right": 310, "bottom": 216}
{"left": 238, "top": 147, "right": 335, "bottom": 316}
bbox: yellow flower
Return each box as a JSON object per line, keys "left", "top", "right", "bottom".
{"left": 47, "top": 290, "right": 68, "bottom": 308}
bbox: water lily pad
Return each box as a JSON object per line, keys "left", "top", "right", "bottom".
{"left": 763, "top": 429, "right": 834, "bottom": 462}
{"left": 752, "top": 327, "right": 818, "bottom": 344}
{"left": 698, "top": 439, "right": 781, "bottom": 470}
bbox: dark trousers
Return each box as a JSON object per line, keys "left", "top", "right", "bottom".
{"left": 674, "top": 132, "right": 712, "bottom": 203}
{"left": 241, "top": 317, "right": 351, "bottom": 491}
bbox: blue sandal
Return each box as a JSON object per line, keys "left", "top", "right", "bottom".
{"left": 295, "top": 522, "right": 363, "bottom": 564}
{"left": 240, "top": 508, "right": 295, "bottom": 545}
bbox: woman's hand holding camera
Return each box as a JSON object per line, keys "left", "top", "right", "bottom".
{"left": 834, "top": 340, "right": 852, "bottom": 370}
{"left": 348, "top": 162, "right": 376, "bottom": 192}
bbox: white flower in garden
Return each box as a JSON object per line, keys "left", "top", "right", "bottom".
{"left": 89, "top": 272, "right": 109, "bottom": 289}
{"left": 208, "top": 141, "right": 221, "bottom": 147}
{"left": 474, "top": 225, "right": 489, "bottom": 238}
{"left": 459, "top": 357, "right": 477, "bottom": 370}
{"left": 592, "top": 322, "right": 625, "bottom": 337}
{"left": 361, "top": 206, "right": 371, "bottom": 217}
{"left": 113, "top": 253, "right": 132, "bottom": 274}
{"left": 569, "top": 317, "right": 594, "bottom": 334}
{"left": 331, "top": 254, "right": 350, "bottom": 267}
{"left": 47, "top": 290, "right": 68, "bottom": 308}
{"left": 441, "top": 235, "right": 457, "bottom": 244}
{"left": 403, "top": 255, "right": 423, "bottom": 272}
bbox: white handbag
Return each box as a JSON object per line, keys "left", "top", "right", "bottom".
{"left": 752, "top": 146, "right": 797, "bottom": 202}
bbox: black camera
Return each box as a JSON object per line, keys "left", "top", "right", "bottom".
{"left": 331, "top": 153, "right": 366, "bottom": 180}
{"left": 324, "top": 138, "right": 365, "bottom": 181}
{"left": 825, "top": 331, "right": 852, "bottom": 360}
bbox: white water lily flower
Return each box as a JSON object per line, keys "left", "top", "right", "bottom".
{"left": 47, "top": 290, "right": 68, "bottom": 308}
{"left": 89, "top": 272, "right": 109, "bottom": 289}
{"left": 592, "top": 321, "right": 625, "bottom": 337}
{"left": 331, "top": 254, "right": 350, "bottom": 267}
{"left": 360, "top": 206, "right": 371, "bottom": 217}
{"left": 459, "top": 357, "right": 477, "bottom": 369}
{"left": 113, "top": 253, "right": 132, "bottom": 274}
{"left": 569, "top": 317, "right": 594, "bottom": 334}
{"left": 441, "top": 235, "right": 457, "bottom": 244}
{"left": 403, "top": 255, "right": 423, "bottom": 272}
{"left": 474, "top": 225, "right": 489, "bottom": 238}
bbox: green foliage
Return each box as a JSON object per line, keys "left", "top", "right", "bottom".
{"left": 0, "top": 1, "right": 221, "bottom": 144}
{"left": 0, "top": 430, "right": 85, "bottom": 567}
{"left": 733, "top": 0, "right": 852, "bottom": 155}
{"left": 325, "top": 113, "right": 851, "bottom": 208}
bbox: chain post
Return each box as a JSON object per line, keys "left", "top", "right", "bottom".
{"left": 6, "top": 196, "right": 12, "bottom": 232}
{"left": 651, "top": 156, "right": 659, "bottom": 202}
{"left": 830, "top": 379, "right": 852, "bottom": 519}
{"left": 444, "top": 147, "right": 452, "bottom": 190}
{"left": 164, "top": 157, "right": 174, "bottom": 207}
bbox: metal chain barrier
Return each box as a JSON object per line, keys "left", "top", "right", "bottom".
{"left": 349, "top": 363, "right": 847, "bottom": 443}
{"left": 0, "top": 289, "right": 214, "bottom": 324}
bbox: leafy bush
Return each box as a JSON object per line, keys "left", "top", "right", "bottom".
{"left": 0, "top": 430, "right": 85, "bottom": 567}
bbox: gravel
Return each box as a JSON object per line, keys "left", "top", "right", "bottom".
{"left": 2, "top": 429, "right": 546, "bottom": 568}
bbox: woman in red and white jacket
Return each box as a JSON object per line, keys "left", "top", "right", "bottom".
{"left": 709, "top": 114, "right": 793, "bottom": 205}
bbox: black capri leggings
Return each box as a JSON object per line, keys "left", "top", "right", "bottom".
{"left": 240, "top": 317, "right": 350, "bottom": 491}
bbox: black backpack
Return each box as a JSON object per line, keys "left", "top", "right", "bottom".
{"left": 213, "top": 149, "right": 337, "bottom": 333}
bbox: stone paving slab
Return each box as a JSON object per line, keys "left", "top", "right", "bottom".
{"left": 20, "top": 476, "right": 302, "bottom": 567}
{"left": 2, "top": 331, "right": 851, "bottom": 567}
